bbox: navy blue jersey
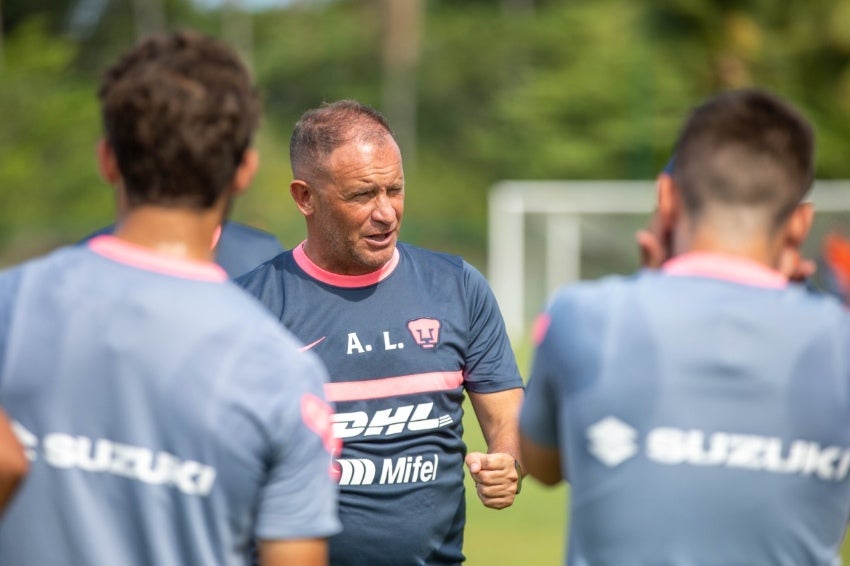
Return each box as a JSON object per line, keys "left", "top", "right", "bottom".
{"left": 82, "top": 220, "right": 284, "bottom": 278}
{"left": 0, "top": 236, "right": 340, "bottom": 565}
{"left": 521, "top": 252, "right": 850, "bottom": 565}
{"left": 237, "top": 242, "right": 522, "bottom": 565}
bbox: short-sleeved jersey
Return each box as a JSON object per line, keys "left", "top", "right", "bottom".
{"left": 521, "top": 252, "right": 850, "bottom": 565}
{"left": 0, "top": 236, "right": 340, "bottom": 566}
{"left": 237, "top": 242, "right": 523, "bottom": 565}
{"left": 81, "top": 220, "right": 285, "bottom": 278}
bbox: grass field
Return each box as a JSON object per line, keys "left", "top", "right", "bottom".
{"left": 461, "top": 405, "right": 566, "bottom": 564}
{"left": 459, "top": 368, "right": 850, "bottom": 564}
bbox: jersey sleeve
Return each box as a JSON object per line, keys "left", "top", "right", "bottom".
{"left": 0, "top": 267, "right": 24, "bottom": 388}
{"left": 254, "top": 349, "right": 341, "bottom": 540}
{"left": 461, "top": 261, "right": 523, "bottom": 393}
{"left": 519, "top": 310, "right": 560, "bottom": 448}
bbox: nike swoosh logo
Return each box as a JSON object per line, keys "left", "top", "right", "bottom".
{"left": 299, "top": 336, "right": 326, "bottom": 352}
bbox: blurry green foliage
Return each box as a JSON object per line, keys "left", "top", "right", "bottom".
{"left": 0, "top": 18, "right": 107, "bottom": 263}
{"left": 4, "top": 0, "right": 850, "bottom": 268}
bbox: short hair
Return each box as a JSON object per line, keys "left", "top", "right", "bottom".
{"left": 670, "top": 89, "right": 815, "bottom": 229}
{"left": 99, "top": 30, "right": 261, "bottom": 209}
{"left": 289, "top": 99, "right": 395, "bottom": 179}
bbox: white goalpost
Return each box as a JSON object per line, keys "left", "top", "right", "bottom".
{"left": 488, "top": 180, "right": 850, "bottom": 341}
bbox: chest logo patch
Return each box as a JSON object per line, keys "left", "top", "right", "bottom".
{"left": 407, "top": 318, "right": 441, "bottom": 349}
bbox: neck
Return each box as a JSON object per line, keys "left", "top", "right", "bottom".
{"left": 113, "top": 206, "right": 224, "bottom": 263}
{"left": 674, "top": 214, "right": 783, "bottom": 269}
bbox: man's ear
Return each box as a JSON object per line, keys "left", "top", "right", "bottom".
{"left": 777, "top": 202, "right": 816, "bottom": 282}
{"left": 785, "top": 201, "right": 815, "bottom": 248}
{"left": 290, "top": 179, "right": 315, "bottom": 217}
{"left": 96, "top": 139, "right": 121, "bottom": 185}
{"left": 656, "top": 172, "right": 679, "bottom": 234}
{"left": 232, "top": 148, "right": 259, "bottom": 196}
{"left": 636, "top": 172, "right": 680, "bottom": 269}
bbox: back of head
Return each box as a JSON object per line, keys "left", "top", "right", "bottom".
{"left": 99, "top": 30, "right": 261, "bottom": 209}
{"left": 289, "top": 99, "right": 395, "bottom": 179}
{"left": 671, "top": 89, "right": 815, "bottom": 231}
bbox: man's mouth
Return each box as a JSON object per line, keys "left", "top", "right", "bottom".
{"left": 365, "top": 230, "right": 394, "bottom": 245}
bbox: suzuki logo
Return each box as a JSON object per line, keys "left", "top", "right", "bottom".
{"left": 587, "top": 416, "right": 638, "bottom": 467}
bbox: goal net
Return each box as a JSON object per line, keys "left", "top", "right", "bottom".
{"left": 488, "top": 180, "right": 850, "bottom": 340}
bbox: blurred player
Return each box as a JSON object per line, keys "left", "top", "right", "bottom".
{"left": 237, "top": 99, "right": 524, "bottom": 565}
{"left": 0, "top": 31, "right": 339, "bottom": 565}
{"left": 520, "top": 89, "right": 850, "bottom": 564}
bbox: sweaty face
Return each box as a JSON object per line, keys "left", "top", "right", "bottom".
{"left": 307, "top": 136, "right": 405, "bottom": 275}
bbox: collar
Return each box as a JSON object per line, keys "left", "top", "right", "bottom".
{"left": 661, "top": 251, "right": 787, "bottom": 289}
{"left": 88, "top": 235, "right": 227, "bottom": 282}
{"left": 293, "top": 241, "right": 400, "bottom": 288}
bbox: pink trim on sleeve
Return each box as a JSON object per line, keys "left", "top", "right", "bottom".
{"left": 88, "top": 235, "right": 227, "bottom": 282}
{"left": 532, "top": 313, "right": 551, "bottom": 346}
{"left": 301, "top": 393, "right": 340, "bottom": 456}
{"left": 323, "top": 371, "right": 464, "bottom": 402}
{"left": 662, "top": 252, "right": 787, "bottom": 289}
{"left": 293, "top": 242, "right": 400, "bottom": 288}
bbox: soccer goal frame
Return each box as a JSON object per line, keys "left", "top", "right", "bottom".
{"left": 488, "top": 180, "right": 850, "bottom": 340}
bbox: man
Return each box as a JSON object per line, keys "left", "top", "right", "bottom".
{"left": 82, "top": 220, "right": 284, "bottom": 279}
{"left": 0, "top": 31, "right": 339, "bottom": 565}
{"left": 237, "top": 99, "right": 524, "bottom": 565}
{"left": 520, "top": 89, "right": 850, "bottom": 564}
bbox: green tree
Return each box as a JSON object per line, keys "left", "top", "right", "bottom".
{"left": 0, "top": 18, "right": 106, "bottom": 265}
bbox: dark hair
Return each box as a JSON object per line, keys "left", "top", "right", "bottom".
{"left": 670, "top": 89, "right": 815, "bottom": 229}
{"left": 99, "top": 30, "right": 261, "bottom": 209}
{"left": 289, "top": 99, "right": 394, "bottom": 178}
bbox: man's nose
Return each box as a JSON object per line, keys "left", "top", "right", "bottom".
{"left": 372, "top": 192, "right": 396, "bottom": 223}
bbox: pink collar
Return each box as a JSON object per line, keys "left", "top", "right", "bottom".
{"left": 662, "top": 252, "right": 787, "bottom": 289}
{"left": 293, "top": 241, "right": 400, "bottom": 288}
{"left": 88, "top": 235, "right": 227, "bottom": 282}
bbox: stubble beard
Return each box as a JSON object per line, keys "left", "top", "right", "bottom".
{"left": 317, "top": 223, "right": 394, "bottom": 275}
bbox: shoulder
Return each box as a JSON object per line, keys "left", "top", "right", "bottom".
{"left": 221, "top": 221, "right": 282, "bottom": 248}
{"left": 0, "top": 264, "right": 26, "bottom": 304}
{"left": 216, "top": 222, "right": 285, "bottom": 278}
{"left": 551, "top": 272, "right": 636, "bottom": 304}
{"left": 204, "top": 287, "right": 329, "bottom": 409}
{"left": 396, "top": 244, "right": 496, "bottom": 307}
{"left": 235, "top": 250, "right": 294, "bottom": 288}
{"left": 4, "top": 245, "right": 88, "bottom": 280}
{"left": 785, "top": 281, "right": 850, "bottom": 329}
{"left": 213, "top": 281, "right": 305, "bottom": 353}
{"left": 233, "top": 251, "right": 295, "bottom": 316}
{"left": 0, "top": 246, "right": 92, "bottom": 334}
{"left": 77, "top": 224, "right": 115, "bottom": 244}
{"left": 398, "top": 243, "right": 488, "bottom": 291}
{"left": 398, "top": 242, "right": 464, "bottom": 271}
{"left": 541, "top": 273, "right": 638, "bottom": 337}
